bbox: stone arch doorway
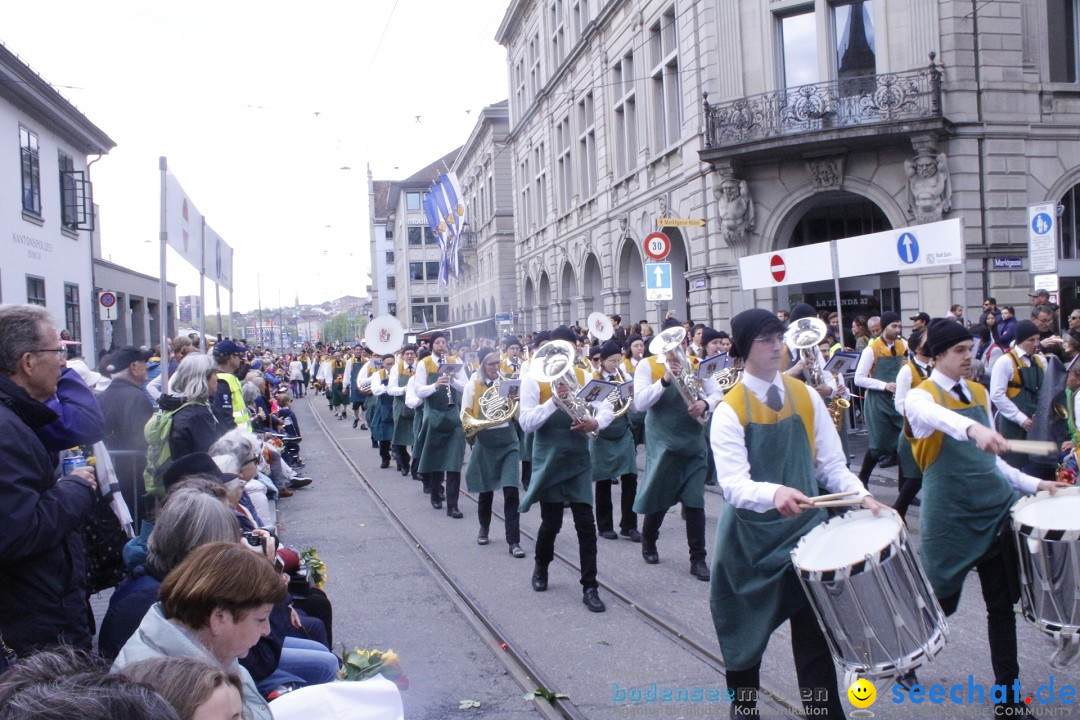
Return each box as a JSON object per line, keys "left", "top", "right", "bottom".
{"left": 523, "top": 277, "right": 535, "bottom": 331}
{"left": 617, "top": 240, "right": 646, "bottom": 326}
{"left": 664, "top": 228, "right": 691, "bottom": 323}
{"left": 776, "top": 192, "right": 898, "bottom": 334}
{"left": 537, "top": 272, "right": 551, "bottom": 329}
{"left": 559, "top": 261, "right": 577, "bottom": 326}
{"left": 582, "top": 253, "right": 603, "bottom": 315}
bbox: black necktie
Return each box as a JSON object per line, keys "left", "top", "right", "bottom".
{"left": 889, "top": 343, "right": 896, "bottom": 357}
{"left": 953, "top": 382, "right": 969, "bottom": 404}
{"left": 766, "top": 385, "right": 783, "bottom": 412}
{"left": 407, "top": 365, "right": 414, "bottom": 373}
{"left": 511, "top": 362, "right": 519, "bottom": 372}
{"left": 438, "top": 357, "right": 444, "bottom": 368}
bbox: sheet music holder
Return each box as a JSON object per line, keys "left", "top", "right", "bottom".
{"left": 697, "top": 353, "right": 732, "bottom": 380}
{"left": 497, "top": 379, "right": 521, "bottom": 399}
{"left": 435, "top": 362, "right": 463, "bottom": 377}
{"left": 823, "top": 351, "right": 859, "bottom": 375}
{"left": 577, "top": 379, "right": 618, "bottom": 404}
{"left": 617, "top": 381, "right": 634, "bottom": 400}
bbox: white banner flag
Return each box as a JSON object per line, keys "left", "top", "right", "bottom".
{"left": 164, "top": 171, "right": 204, "bottom": 271}
{"left": 204, "top": 223, "right": 234, "bottom": 291}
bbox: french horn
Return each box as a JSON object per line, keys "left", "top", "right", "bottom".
{"left": 462, "top": 381, "right": 518, "bottom": 439}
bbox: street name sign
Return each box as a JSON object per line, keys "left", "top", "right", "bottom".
{"left": 657, "top": 218, "right": 706, "bottom": 228}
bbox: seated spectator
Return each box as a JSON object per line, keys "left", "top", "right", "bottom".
{"left": 112, "top": 542, "right": 285, "bottom": 720}
{"left": 118, "top": 657, "right": 243, "bottom": 720}
{"left": 0, "top": 648, "right": 179, "bottom": 720}
{"left": 211, "top": 429, "right": 277, "bottom": 521}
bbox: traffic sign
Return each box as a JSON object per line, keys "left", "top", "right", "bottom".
{"left": 656, "top": 218, "right": 706, "bottom": 228}
{"left": 645, "top": 262, "right": 673, "bottom": 301}
{"left": 769, "top": 254, "right": 786, "bottom": 282}
{"left": 494, "top": 312, "right": 513, "bottom": 324}
{"left": 1028, "top": 202, "right": 1057, "bottom": 274}
{"left": 99, "top": 291, "right": 117, "bottom": 321}
{"left": 738, "top": 244, "right": 833, "bottom": 290}
{"left": 897, "top": 232, "right": 920, "bottom": 264}
{"left": 643, "top": 232, "right": 671, "bottom": 261}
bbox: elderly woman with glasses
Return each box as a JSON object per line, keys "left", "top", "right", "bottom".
{"left": 210, "top": 428, "right": 274, "bottom": 529}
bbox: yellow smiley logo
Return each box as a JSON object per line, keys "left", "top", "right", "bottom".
{"left": 847, "top": 678, "right": 877, "bottom": 708}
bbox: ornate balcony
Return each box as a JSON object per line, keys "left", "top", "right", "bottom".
{"left": 702, "top": 58, "right": 944, "bottom": 157}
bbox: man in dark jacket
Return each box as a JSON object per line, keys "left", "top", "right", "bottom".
{"left": 98, "top": 347, "right": 155, "bottom": 496}
{"left": 0, "top": 304, "right": 98, "bottom": 655}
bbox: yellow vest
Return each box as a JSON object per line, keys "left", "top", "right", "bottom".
{"left": 907, "top": 380, "right": 988, "bottom": 471}
{"left": 538, "top": 367, "right": 589, "bottom": 405}
{"left": 722, "top": 375, "right": 817, "bottom": 463}
{"left": 217, "top": 372, "right": 252, "bottom": 431}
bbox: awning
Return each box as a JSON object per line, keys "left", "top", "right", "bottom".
{"left": 413, "top": 316, "right": 494, "bottom": 335}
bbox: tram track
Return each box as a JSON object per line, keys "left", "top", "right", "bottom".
{"left": 310, "top": 401, "right": 801, "bottom": 717}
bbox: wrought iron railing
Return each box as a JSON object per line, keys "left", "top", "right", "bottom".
{"left": 703, "top": 56, "right": 943, "bottom": 149}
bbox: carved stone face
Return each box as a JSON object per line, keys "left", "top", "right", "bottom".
{"left": 658, "top": 196, "right": 668, "bottom": 214}
{"left": 722, "top": 183, "right": 740, "bottom": 200}
{"left": 915, "top": 157, "right": 937, "bottom": 178}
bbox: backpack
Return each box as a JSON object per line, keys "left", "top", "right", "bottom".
{"left": 143, "top": 401, "right": 196, "bottom": 495}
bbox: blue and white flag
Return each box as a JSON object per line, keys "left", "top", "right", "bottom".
{"left": 439, "top": 173, "right": 466, "bottom": 277}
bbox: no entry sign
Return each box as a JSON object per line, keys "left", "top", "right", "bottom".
{"left": 769, "top": 254, "right": 786, "bottom": 282}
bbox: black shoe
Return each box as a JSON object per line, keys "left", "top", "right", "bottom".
{"left": 371, "top": 439, "right": 378, "bottom": 448}
{"left": 642, "top": 543, "right": 659, "bottom": 564}
{"left": 288, "top": 477, "right": 312, "bottom": 489}
{"left": 895, "top": 670, "right": 919, "bottom": 692}
{"left": 448, "top": 508, "right": 463, "bottom": 519}
{"left": 909, "top": 497, "right": 921, "bottom": 507}
{"left": 431, "top": 497, "right": 443, "bottom": 509}
{"left": 400, "top": 467, "right": 409, "bottom": 476}
{"left": 582, "top": 588, "right": 606, "bottom": 613}
{"left": 477, "top": 529, "right": 489, "bottom": 545}
{"left": 598, "top": 530, "right": 618, "bottom": 540}
{"left": 690, "top": 559, "right": 711, "bottom": 581}
{"left": 509, "top": 544, "right": 526, "bottom": 558}
{"left": 380, "top": 461, "right": 390, "bottom": 468}
{"left": 531, "top": 564, "right": 547, "bottom": 592}
{"left": 361, "top": 423, "right": 368, "bottom": 430}
{"left": 412, "top": 472, "right": 422, "bottom": 481}
{"left": 621, "top": 528, "right": 642, "bottom": 543}
{"left": 352, "top": 418, "right": 359, "bottom": 428}
{"left": 879, "top": 453, "right": 898, "bottom": 468}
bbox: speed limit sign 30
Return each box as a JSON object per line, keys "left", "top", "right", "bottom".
{"left": 644, "top": 232, "right": 671, "bottom": 261}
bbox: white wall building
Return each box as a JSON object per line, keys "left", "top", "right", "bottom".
{"left": 367, "top": 171, "right": 397, "bottom": 318}
{"left": 0, "top": 43, "right": 114, "bottom": 357}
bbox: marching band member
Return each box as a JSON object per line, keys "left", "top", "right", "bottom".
{"left": 343, "top": 344, "right": 369, "bottom": 428}
{"left": 710, "top": 309, "right": 880, "bottom": 718}
{"left": 405, "top": 348, "right": 432, "bottom": 484}
{"left": 519, "top": 331, "right": 552, "bottom": 492}
{"left": 591, "top": 341, "right": 640, "bottom": 542}
{"left": 519, "top": 326, "right": 613, "bottom": 612}
{"left": 413, "top": 333, "right": 468, "bottom": 518}
{"left": 462, "top": 348, "right": 525, "bottom": 559}
{"left": 632, "top": 318, "right": 720, "bottom": 581}
{"left": 368, "top": 354, "right": 397, "bottom": 468}
{"left": 854, "top": 311, "right": 907, "bottom": 487}
{"left": 500, "top": 337, "right": 524, "bottom": 378}
{"left": 387, "top": 344, "right": 418, "bottom": 476}
{"left": 905, "top": 318, "right": 1065, "bottom": 714}
{"left": 623, "top": 334, "right": 647, "bottom": 448}
{"left": 892, "top": 327, "right": 930, "bottom": 520}
{"left": 988, "top": 319, "right": 1045, "bottom": 471}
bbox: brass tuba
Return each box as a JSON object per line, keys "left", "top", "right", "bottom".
{"left": 529, "top": 340, "right": 597, "bottom": 437}
{"left": 462, "top": 381, "right": 518, "bottom": 439}
{"left": 783, "top": 317, "right": 828, "bottom": 387}
{"left": 649, "top": 326, "right": 710, "bottom": 425}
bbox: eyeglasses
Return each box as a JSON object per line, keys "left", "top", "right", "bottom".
{"left": 30, "top": 347, "right": 66, "bottom": 358}
{"left": 242, "top": 454, "right": 259, "bottom": 467}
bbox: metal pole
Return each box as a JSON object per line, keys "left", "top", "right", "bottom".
{"left": 227, "top": 290, "right": 233, "bottom": 339}
{"left": 831, "top": 240, "right": 845, "bottom": 349}
{"left": 158, "top": 157, "right": 170, "bottom": 392}
{"left": 257, "top": 273, "right": 264, "bottom": 348}
{"left": 199, "top": 218, "right": 206, "bottom": 339}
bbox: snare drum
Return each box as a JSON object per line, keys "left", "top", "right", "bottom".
{"left": 1011, "top": 487, "right": 1080, "bottom": 667}
{"left": 791, "top": 509, "right": 948, "bottom": 681}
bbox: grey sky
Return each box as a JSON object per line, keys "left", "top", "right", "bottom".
{"left": 1, "top": 0, "right": 509, "bottom": 313}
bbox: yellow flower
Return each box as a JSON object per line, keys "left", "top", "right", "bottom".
{"left": 381, "top": 650, "right": 399, "bottom": 666}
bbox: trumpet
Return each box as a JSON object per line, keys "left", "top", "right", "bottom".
{"left": 649, "top": 327, "right": 710, "bottom": 425}
{"left": 462, "top": 381, "right": 518, "bottom": 439}
{"left": 530, "top": 340, "right": 597, "bottom": 437}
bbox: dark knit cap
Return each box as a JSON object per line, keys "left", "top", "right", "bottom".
{"left": 533, "top": 330, "right": 551, "bottom": 346}
{"left": 662, "top": 316, "right": 683, "bottom": 330}
{"left": 880, "top": 311, "right": 901, "bottom": 328}
{"left": 625, "top": 333, "right": 643, "bottom": 346}
{"left": 730, "top": 309, "right": 786, "bottom": 359}
{"left": 1013, "top": 319, "right": 1041, "bottom": 343}
{"left": 551, "top": 325, "right": 576, "bottom": 343}
{"left": 700, "top": 327, "right": 723, "bottom": 349}
{"left": 789, "top": 303, "right": 817, "bottom": 322}
{"left": 926, "top": 318, "right": 971, "bottom": 358}
{"left": 600, "top": 341, "right": 623, "bottom": 359}
{"left": 477, "top": 347, "right": 496, "bottom": 364}
{"left": 503, "top": 335, "right": 521, "bottom": 350}
{"left": 429, "top": 332, "right": 447, "bottom": 343}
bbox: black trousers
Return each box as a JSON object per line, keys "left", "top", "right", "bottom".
{"left": 725, "top": 600, "right": 845, "bottom": 717}
{"left": 520, "top": 460, "right": 532, "bottom": 491}
{"left": 392, "top": 444, "right": 411, "bottom": 469}
{"left": 594, "top": 473, "right": 638, "bottom": 533}
{"left": 642, "top": 506, "right": 706, "bottom": 562}
{"left": 535, "top": 501, "right": 597, "bottom": 589}
{"left": 378, "top": 440, "right": 391, "bottom": 464}
{"left": 428, "top": 472, "right": 462, "bottom": 509}
{"left": 892, "top": 474, "right": 922, "bottom": 518}
{"left": 937, "top": 548, "right": 1019, "bottom": 689}
{"left": 477, "top": 487, "right": 521, "bottom": 544}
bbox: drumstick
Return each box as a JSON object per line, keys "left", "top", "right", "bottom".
{"left": 797, "top": 498, "right": 865, "bottom": 509}
{"left": 809, "top": 490, "right": 860, "bottom": 503}
{"left": 1006, "top": 440, "right": 1057, "bottom": 456}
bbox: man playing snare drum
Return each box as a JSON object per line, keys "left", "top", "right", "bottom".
{"left": 905, "top": 319, "right": 1065, "bottom": 715}
{"left": 710, "top": 308, "right": 883, "bottom": 717}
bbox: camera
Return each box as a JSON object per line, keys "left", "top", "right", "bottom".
{"left": 243, "top": 532, "right": 265, "bottom": 548}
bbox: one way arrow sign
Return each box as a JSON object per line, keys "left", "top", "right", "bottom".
{"left": 645, "top": 262, "right": 673, "bottom": 301}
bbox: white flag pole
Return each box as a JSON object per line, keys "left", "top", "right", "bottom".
{"left": 199, "top": 217, "right": 207, "bottom": 342}
{"left": 216, "top": 282, "right": 224, "bottom": 340}
{"left": 831, "top": 240, "right": 845, "bottom": 349}
{"left": 159, "top": 156, "right": 170, "bottom": 392}
{"left": 228, "top": 289, "right": 234, "bottom": 340}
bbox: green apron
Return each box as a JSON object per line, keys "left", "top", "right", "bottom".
{"left": 331, "top": 362, "right": 347, "bottom": 406}
{"left": 710, "top": 388, "right": 825, "bottom": 671}
{"left": 995, "top": 354, "right": 1042, "bottom": 469}
{"left": 348, "top": 361, "right": 366, "bottom": 405}
{"left": 391, "top": 368, "right": 415, "bottom": 447}
{"left": 465, "top": 423, "right": 520, "bottom": 493}
{"left": 866, "top": 347, "right": 905, "bottom": 455}
{"left": 919, "top": 384, "right": 1019, "bottom": 598}
{"left": 411, "top": 401, "right": 426, "bottom": 460}
{"left": 633, "top": 382, "right": 707, "bottom": 515}
{"left": 519, "top": 404, "right": 593, "bottom": 512}
{"left": 897, "top": 362, "right": 929, "bottom": 479}
{"left": 417, "top": 382, "right": 465, "bottom": 473}
{"left": 591, "top": 411, "right": 636, "bottom": 481}
{"left": 370, "top": 375, "right": 395, "bottom": 442}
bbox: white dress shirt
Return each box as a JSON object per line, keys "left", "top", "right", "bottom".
{"left": 370, "top": 368, "right": 391, "bottom": 396}
{"left": 387, "top": 362, "right": 416, "bottom": 397}
{"left": 893, "top": 358, "right": 932, "bottom": 414}
{"left": 904, "top": 369, "right": 1040, "bottom": 494}
{"left": 710, "top": 370, "right": 867, "bottom": 513}
{"left": 404, "top": 372, "right": 423, "bottom": 409}
{"left": 518, "top": 373, "right": 614, "bottom": 434}
{"left": 989, "top": 348, "right": 1038, "bottom": 426}
{"left": 414, "top": 356, "right": 467, "bottom": 400}
{"left": 854, "top": 340, "right": 901, "bottom": 391}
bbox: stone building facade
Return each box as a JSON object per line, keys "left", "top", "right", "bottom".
{"left": 494, "top": 0, "right": 1080, "bottom": 332}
